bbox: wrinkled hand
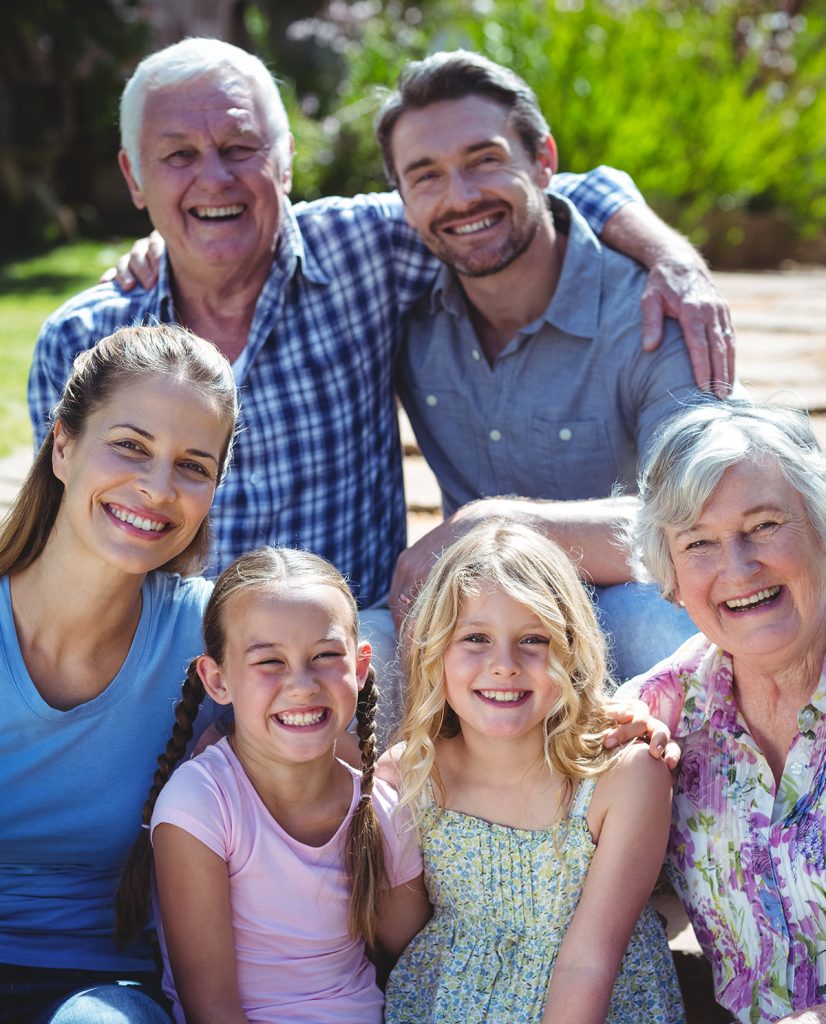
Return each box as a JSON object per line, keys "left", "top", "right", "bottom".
{"left": 389, "top": 516, "right": 470, "bottom": 630}
{"left": 776, "top": 1008, "right": 826, "bottom": 1024}
{"left": 603, "top": 698, "right": 681, "bottom": 771}
{"left": 98, "top": 230, "right": 165, "bottom": 291}
{"left": 641, "top": 260, "right": 734, "bottom": 397}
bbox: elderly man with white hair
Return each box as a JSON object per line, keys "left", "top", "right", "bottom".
{"left": 30, "top": 39, "right": 730, "bottom": 726}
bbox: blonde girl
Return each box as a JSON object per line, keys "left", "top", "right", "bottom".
{"left": 117, "top": 546, "right": 430, "bottom": 1024}
{"left": 384, "top": 521, "right": 685, "bottom": 1024}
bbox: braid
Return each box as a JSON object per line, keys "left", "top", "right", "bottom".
{"left": 114, "top": 660, "right": 205, "bottom": 947}
{"left": 345, "top": 665, "right": 389, "bottom": 946}
{"left": 356, "top": 665, "right": 379, "bottom": 797}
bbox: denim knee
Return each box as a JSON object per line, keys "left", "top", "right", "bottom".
{"left": 39, "top": 984, "right": 172, "bottom": 1024}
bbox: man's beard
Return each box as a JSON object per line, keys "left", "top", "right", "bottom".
{"left": 426, "top": 198, "right": 543, "bottom": 278}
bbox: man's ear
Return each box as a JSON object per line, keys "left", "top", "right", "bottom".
{"left": 197, "top": 654, "right": 233, "bottom": 705}
{"left": 279, "top": 133, "right": 296, "bottom": 195}
{"left": 537, "top": 133, "right": 558, "bottom": 186}
{"left": 118, "top": 149, "right": 147, "bottom": 211}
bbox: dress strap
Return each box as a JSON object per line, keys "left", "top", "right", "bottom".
{"left": 569, "top": 776, "right": 598, "bottom": 819}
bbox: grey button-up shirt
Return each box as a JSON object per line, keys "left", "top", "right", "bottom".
{"left": 396, "top": 193, "right": 698, "bottom": 516}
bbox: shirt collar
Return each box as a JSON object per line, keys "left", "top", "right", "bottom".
{"left": 679, "top": 644, "right": 826, "bottom": 737}
{"left": 156, "top": 254, "right": 176, "bottom": 320}
{"left": 275, "top": 198, "right": 329, "bottom": 286}
{"left": 678, "top": 643, "right": 740, "bottom": 737}
{"left": 427, "top": 191, "right": 603, "bottom": 339}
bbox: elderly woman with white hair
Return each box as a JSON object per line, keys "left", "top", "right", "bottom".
{"left": 621, "top": 398, "right": 826, "bottom": 1024}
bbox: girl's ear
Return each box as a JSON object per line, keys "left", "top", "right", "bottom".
{"left": 355, "top": 640, "right": 372, "bottom": 686}
{"left": 196, "top": 654, "right": 232, "bottom": 705}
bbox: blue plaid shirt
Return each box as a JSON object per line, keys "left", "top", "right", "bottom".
{"left": 28, "top": 170, "right": 640, "bottom": 605}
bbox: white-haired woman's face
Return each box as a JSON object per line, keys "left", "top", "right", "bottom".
{"left": 665, "top": 457, "right": 826, "bottom": 674}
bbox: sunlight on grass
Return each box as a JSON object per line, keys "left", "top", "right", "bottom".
{"left": 0, "top": 240, "right": 126, "bottom": 457}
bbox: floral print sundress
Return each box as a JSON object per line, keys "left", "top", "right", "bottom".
{"left": 385, "top": 777, "right": 685, "bottom": 1024}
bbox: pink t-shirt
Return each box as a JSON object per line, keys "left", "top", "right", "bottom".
{"left": 151, "top": 738, "right": 422, "bottom": 1024}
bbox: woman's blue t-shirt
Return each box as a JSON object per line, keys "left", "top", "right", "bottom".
{"left": 0, "top": 571, "right": 213, "bottom": 971}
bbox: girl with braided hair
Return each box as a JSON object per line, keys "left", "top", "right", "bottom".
{"left": 117, "top": 546, "right": 430, "bottom": 1024}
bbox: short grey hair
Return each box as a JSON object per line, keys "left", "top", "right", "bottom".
{"left": 631, "top": 398, "right": 826, "bottom": 602}
{"left": 120, "top": 37, "right": 291, "bottom": 187}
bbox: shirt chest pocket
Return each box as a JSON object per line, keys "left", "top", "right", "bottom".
{"left": 529, "top": 416, "right": 620, "bottom": 499}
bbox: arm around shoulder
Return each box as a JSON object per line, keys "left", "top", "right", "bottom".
{"left": 600, "top": 202, "right": 734, "bottom": 393}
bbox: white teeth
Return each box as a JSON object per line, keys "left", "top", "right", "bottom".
{"left": 277, "top": 709, "right": 326, "bottom": 727}
{"left": 452, "top": 216, "right": 497, "bottom": 235}
{"left": 108, "top": 506, "right": 166, "bottom": 532}
{"left": 725, "top": 586, "right": 781, "bottom": 610}
{"left": 193, "top": 204, "right": 244, "bottom": 219}
{"left": 479, "top": 689, "right": 525, "bottom": 703}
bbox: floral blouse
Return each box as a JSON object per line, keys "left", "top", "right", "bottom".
{"left": 621, "top": 633, "right": 826, "bottom": 1024}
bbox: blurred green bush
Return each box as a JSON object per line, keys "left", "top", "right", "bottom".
{"left": 273, "top": 0, "right": 826, "bottom": 257}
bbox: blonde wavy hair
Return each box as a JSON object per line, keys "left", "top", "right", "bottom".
{"left": 397, "top": 521, "right": 616, "bottom": 826}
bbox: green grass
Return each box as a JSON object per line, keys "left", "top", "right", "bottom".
{"left": 0, "top": 239, "right": 127, "bottom": 457}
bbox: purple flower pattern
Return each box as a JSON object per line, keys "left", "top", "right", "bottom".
{"left": 621, "top": 634, "right": 826, "bottom": 1024}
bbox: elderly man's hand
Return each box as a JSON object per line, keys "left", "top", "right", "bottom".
{"left": 603, "top": 698, "right": 681, "bottom": 771}
{"left": 99, "top": 231, "right": 165, "bottom": 291}
{"left": 641, "top": 259, "right": 734, "bottom": 397}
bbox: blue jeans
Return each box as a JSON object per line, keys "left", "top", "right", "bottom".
{"left": 592, "top": 581, "right": 695, "bottom": 684}
{"left": 0, "top": 966, "right": 172, "bottom": 1024}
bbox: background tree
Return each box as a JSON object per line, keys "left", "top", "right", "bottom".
{"left": 1, "top": 0, "right": 824, "bottom": 266}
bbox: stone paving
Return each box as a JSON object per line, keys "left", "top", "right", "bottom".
{"left": 1, "top": 267, "right": 824, "bottom": 1020}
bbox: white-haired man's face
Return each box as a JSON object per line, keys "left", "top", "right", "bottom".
{"left": 118, "top": 70, "right": 293, "bottom": 287}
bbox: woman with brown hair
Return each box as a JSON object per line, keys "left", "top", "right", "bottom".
{"left": 0, "top": 324, "right": 237, "bottom": 1024}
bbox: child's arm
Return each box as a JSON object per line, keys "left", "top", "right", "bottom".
{"left": 372, "top": 871, "right": 432, "bottom": 987}
{"left": 153, "top": 823, "right": 249, "bottom": 1024}
{"left": 540, "top": 746, "right": 673, "bottom": 1024}
{"left": 375, "top": 872, "right": 432, "bottom": 960}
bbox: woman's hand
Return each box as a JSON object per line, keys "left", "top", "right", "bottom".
{"left": 603, "top": 698, "right": 681, "bottom": 771}
{"left": 776, "top": 1009, "right": 826, "bottom": 1023}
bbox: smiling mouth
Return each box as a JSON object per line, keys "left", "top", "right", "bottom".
{"left": 724, "top": 586, "right": 781, "bottom": 612}
{"left": 106, "top": 504, "right": 169, "bottom": 533}
{"left": 275, "top": 708, "right": 329, "bottom": 728}
{"left": 477, "top": 689, "right": 528, "bottom": 704}
{"left": 190, "top": 204, "right": 245, "bottom": 221}
{"left": 447, "top": 214, "right": 502, "bottom": 235}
